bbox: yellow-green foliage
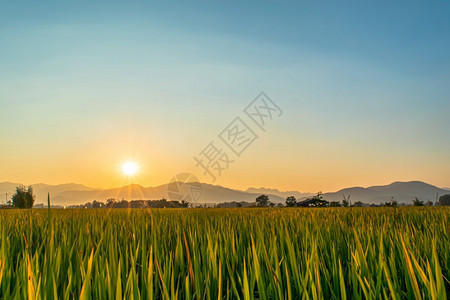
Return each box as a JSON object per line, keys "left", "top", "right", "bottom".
{"left": 0, "top": 207, "right": 448, "bottom": 299}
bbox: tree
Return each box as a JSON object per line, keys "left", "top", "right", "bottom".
{"left": 413, "top": 197, "right": 424, "bottom": 206}
{"left": 313, "top": 192, "right": 324, "bottom": 201}
{"left": 424, "top": 200, "right": 433, "bottom": 206}
{"left": 438, "top": 194, "right": 450, "bottom": 206}
{"left": 180, "top": 200, "right": 189, "bottom": 208}
{"left": 329, "top": 201, "right": 341, "bottom": 207}
{"left": 106, "top": 198, "right": 116, "bottom": 207}
{"left": 285, "top": 196, "right": 297, "bottom": 207}
{"left": 353, "top": 201, "right": 363, "bottom": 207}
{"left": 342, "top": 194, "right": 350, "bottom": 207}
{"left": 256, "top": 195, "right": 270, "bottom": 207}
{"left": 385, "top": 197, "right": 397, "bottom": 207}
{"left": 11, "top": 185, "right": 35, "bottom": 208}
{"left": 92, "top": 200, "right": 104, "bottom": 208}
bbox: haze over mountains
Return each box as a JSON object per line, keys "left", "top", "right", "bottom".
{"left": 246, "top": 188, "right": 314, "bottom": 200}
{"left": 0, "top": 181, "right": 448, "bottom": 206}
{"left": 322, "top": 181, "right": 447, "bottom": 204}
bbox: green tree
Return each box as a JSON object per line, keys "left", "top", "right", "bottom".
{"left": 438, "top": 194, "right": 450, "bottom": 206}
{"left": 256, "top": 195, "right": 270, "bottom": 207}
{"left": 11, "top": 185, "right": 35, "bottom": 209}
{"left": 329, "top": 201, "right": 341, "bottom": 207}
{"left": 285, "top": 196, "right": 297, "bottom": 207}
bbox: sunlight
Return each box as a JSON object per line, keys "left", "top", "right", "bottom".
{"left": 122, "top": 161, "right": 138, "bottom": 176}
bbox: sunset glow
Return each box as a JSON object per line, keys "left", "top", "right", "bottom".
{"left": 0, "top": 2, "right": 449, "bottom": 193}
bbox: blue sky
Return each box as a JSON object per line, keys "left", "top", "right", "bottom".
{"left": 1, "top": 1, "right": 449, "bottom": 191}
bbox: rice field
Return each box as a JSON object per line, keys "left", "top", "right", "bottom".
{"left": 0, "top": 207, "right": 448, "bottom": 299}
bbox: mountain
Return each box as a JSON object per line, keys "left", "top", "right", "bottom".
{"left": 0, "top": 182, "right": 285, "bottom": 206}
{"left": 54, "top": 183, "right": 285, "bottom": 206}
{"left": 202, "top": 184, "right": 285, "bottom": 204}
{"left": 322, "top": 181, "right": 447, "bottom": 204}
{"left": 0, "top": 182, "right": 94, "bottom": 205}
{"left": 246, "top": 187, "right": 314, "bottom": 199}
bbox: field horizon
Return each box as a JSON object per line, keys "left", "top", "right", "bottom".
{"left": 1, "top": 180, "right": 449, "bottom": 207}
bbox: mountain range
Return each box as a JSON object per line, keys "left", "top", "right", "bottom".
{"left": 0, "top": 181, "right": 448, "bottom": 206}
{"left": 322, "top": 181, "right": 447, "bottom": 204}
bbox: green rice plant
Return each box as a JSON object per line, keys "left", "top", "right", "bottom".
{"left": 0, "top": 207, "right": 448, "bottom": 299}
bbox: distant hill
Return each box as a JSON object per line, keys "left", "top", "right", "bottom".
{"left": 49, "top": 183, "right": 287, "bottom": 206}
{"left": 322, "top": 181, "right": 447, "bottom": 204}
{"left": 0, "top": 182, "right": 284, "bottom": 206}
{"left": 201, "top": 184, "right": 285, "bottom": 204}
{"left": 0, "top": 180, "right": 447, "bottom": 206}
{"left": 246, "top": 187, "right": 313, "bottom": 199}
{"left": 0, "top": 182, "right": 94, "bottom": 205}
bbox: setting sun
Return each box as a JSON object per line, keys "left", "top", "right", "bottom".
{"left": 122, "top": 161, "right": 138, "bottom": 176}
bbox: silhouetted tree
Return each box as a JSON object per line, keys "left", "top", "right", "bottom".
{"left": 92, "top": 200, "right": 104, "bottom": 208}
{"left": 384, "top": 197, "right": 397, "bottom": 207}
{"left": 353, "top": 201, "right": 363, "bottom": 207}
{"left": 11, "top": 185, "right": 35, "bottom": 208}
{"left": 438, "top": 194, "right": 450, "bottom": 206}
{"left": 342, "top": 194, "right": 350, "bottom": 207}
{"left": 180, "top": 200, "right": 189, "bottom": 208}
{"left": 106, "top": 198, "right": 115, "bottom": 207}
{"left": 285, "top": 196, "right": 297, "bottom": 207}
{"left": 313, "top": 192, "right": 324, "bottom": 201}
{"left": 329, "top": 201, "right": 341, "bottom": 207}
{"left": 413, "top": 197, "right": 424, "bottom": 206}
{"left": 256, "top": 195, "right": 270, "bottom": 207}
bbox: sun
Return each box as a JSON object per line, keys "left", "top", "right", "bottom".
{"left": 122, "top": 161, "right": 138, "bottom": 176}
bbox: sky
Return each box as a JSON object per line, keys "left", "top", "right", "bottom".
{"left": 1, "top": 1, "right": 449, "bottom": 193}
